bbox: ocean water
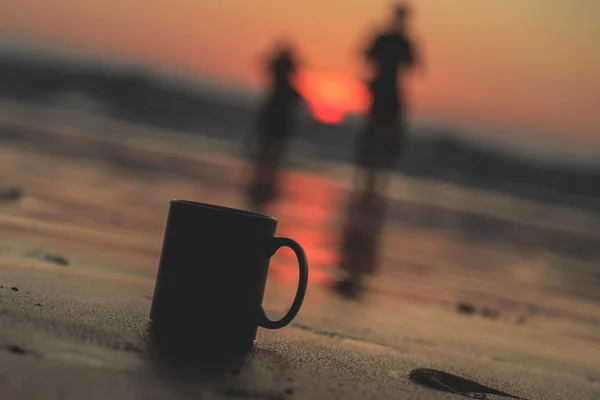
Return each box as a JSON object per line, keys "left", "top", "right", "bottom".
{"left": 2, "top": 52, "right": 600, "bottom": 212}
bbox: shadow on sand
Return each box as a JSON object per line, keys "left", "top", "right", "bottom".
{"left": 142, "top": 321, "right": 293, "bottom": 399}
{"left": 409, "top": 368, "right": 528, "bottom": 399}
{"left": 147, "top": 344, "right": 291, "bottom": 400}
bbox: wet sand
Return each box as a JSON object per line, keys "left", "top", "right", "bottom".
{"left": 1, "top": 100, "right": 600, "bottom": 399}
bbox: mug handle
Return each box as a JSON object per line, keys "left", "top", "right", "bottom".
{"left": 258, "top": 237, "right": 309, "bottom": 330}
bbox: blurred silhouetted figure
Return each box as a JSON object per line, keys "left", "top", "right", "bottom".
{"left": 335, "top": 3, "right": 419, "bottom": 298}
{"left": 246, "top": 41, "right": 303, "bottom": 214}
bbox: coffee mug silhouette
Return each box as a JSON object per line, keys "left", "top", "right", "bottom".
{"left": 148, "top": 200, "right": 308, "bottom": 362}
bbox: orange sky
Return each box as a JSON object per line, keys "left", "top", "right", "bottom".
{"left": 2, "top": 0, "right": 599, "bottom": 142}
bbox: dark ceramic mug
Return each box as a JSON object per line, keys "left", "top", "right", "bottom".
{"left": 148, "top": 200, "right": 308, "bottom": 362}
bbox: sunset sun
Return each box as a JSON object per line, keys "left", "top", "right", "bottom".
{"left": 296, "top": 71, "right": 369, "bottom": 125}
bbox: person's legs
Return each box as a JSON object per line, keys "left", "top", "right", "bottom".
{"left": 355, "top": 119, "right": 401, "bottom": 196}
{"left": 361, "top": 190, "right": 388, "bottom": 278}
{"left": 247, "top": 131, "right": 281, "bottom": 212}
{"left": 335, "top": 186, "right": 382, "bottom": 298}
{"left": 339, "top": 119, "right": 401, "bottom": 289}
{"left": 362, "top": 116, "right": 404, "bottom": 277}
{"left": 336, "top": 109, "right": 403, "bottom": 298}
{"left": 354, "top": 116, "right": 383, "bottom": 195}
{"left": 336, "top": 115, "right": 381, "bottom": 297}
{"left": 335, "top": 101, "right": 408, "bottom": 298}
{"left": 335, "top": 184, "right": 364, "bottom": 296}
{"left": 371, "top": 122, "right": 397, "bottom": 196}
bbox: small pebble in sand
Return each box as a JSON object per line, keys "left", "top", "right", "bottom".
{"left": 34, "top": 303, "right": 42, "bottom": 307}
{"left": 0, "top": 188, "right": 22, "bottom": 202}
{"left": 2, "top": 344, "right": 41, "bottom": 358}
{"left": 481, "top": 307, "right": 500, "bottom": 319}
{"left": 526, "top": 305, "right": 540, "bottom": 315}
{"left": 456, "top": 302, "right": 476, "bottom": 315}
{"left": 4, "top": 345, "right": 26, "bottom": 355}
{"left": 43, "top": 254, "right": 69, "bottom": 266}
{"left": 10, "top": 287, "right": 19, "bottom": 292}
{"left": 25, "top": 249, "right": 70, "bottom": 267}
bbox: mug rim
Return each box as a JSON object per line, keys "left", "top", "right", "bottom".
{"left": 172, "top": 199, "right": 277, "bottom": 222}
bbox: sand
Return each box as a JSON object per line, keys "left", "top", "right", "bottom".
{"left": 1, "top": 100, "right": 600, "bottom": 399}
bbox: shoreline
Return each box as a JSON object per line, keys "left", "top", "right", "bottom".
{"left": 1, "top": 99, "right": 598, "bottom": 238}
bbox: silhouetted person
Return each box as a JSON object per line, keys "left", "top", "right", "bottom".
{"left": 335, "top": 3, "right": 420, "bottom": 298}
{"left": 336, "top": 190, "right": 387, "bottom": 293}
{"left": 246, "top": 41, "right": 303, "bottom": 214}
{"left": 357, "top": 3, "right": 417, "bottom": 195}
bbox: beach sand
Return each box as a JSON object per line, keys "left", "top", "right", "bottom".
{"left": 1, "top": 101, "right": 600, "bottom": 399}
